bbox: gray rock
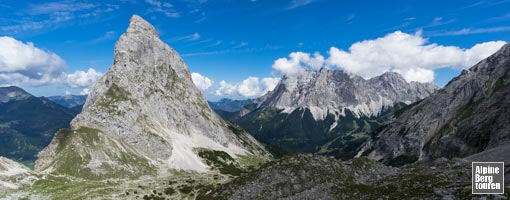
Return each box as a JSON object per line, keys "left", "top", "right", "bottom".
{"left": 246, "top": 68, "right": 437, "bottom": 120}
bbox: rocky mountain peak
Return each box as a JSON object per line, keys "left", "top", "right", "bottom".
{"left": 126, "top": 15, "right": 159, "bottom": 37}
{"left": 376, "top": 72, "right": 406, "bottom": 82}
{"left": 36, "top": 15, "right": 267, "bottom": 176}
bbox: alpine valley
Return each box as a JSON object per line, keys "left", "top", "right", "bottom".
{"left": 1, "top": 15, "right": 510, "bottom": 200}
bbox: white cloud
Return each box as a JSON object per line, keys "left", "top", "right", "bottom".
{"left": 191, "top": 72, "right": 213, "bottom": 90}
{"left": 430, "top": 26, "right": 510, "bottom": 36}
{"left": 66, "top": 68, "right": 103, "bottom": 88}
{"left": 91, "top": 31, "right": 117, "bottom": 43}
{"left": 215, "top": 77, "right": 281, "bottom": 98}
{"left": 237, "top": 77, "right": 260, "bottom": 97}
{"left": 215, "top": 80, "right": 237, "bottom": 96}
{"left": 0, "top": 36, "right": 103, "bottom": 90}
{"left": 262, "top": 77, "right": 280, "bottom": 93}
{"left": 393, "top": 68, "right": 435, "bottom": 83}
{"left": 0, "top": 36, "right": 66, "bottom": 86}
{"left": 326, "top": 31, "right": 506, "bottom": 82}
{"left": 80, "top": 88, "right": 91, "bottom": 95}
{"left": 272, "top": 51, "right": 325, "bottom": 77}
{"left": 29, "top": 1, "right": 97, "bottom": 15}
{"left": 286, "top": 0, "right": 315, "bottom": 10}
{"left": 1, "top": 2, "right": 119, "bottom": 33}
{"left": 145, "top": 0, "right": 179, "bottom": 18}
{"left": 170, "top": 32, "right": 201, "bottom": 42}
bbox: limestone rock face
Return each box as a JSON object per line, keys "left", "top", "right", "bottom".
{"left": 359, "top": 43, "right": 510, "bottom": 163}
{"left": 35, "top": 15, "right": 268, "bottom": 177}
{"left": 0, "top": 157, "right": 31, "bottom": 191}
{"left": 248, "top": 69, "right": 437, "bottom": 121}
{"left": 0, "top": 157, "right": 29, "bottom": 177}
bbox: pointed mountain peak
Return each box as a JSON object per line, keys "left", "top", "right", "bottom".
{"left": 379, "top": 71, "right": 404, "bottom": 79}
{"left": 370, "top": 71, "right": 408, "bottom": 84}
{"left": 35, "top": 14, "right": 268, "bottom": 177}
{"left": 126, "top": 15, "right": 159, "bottom": 37}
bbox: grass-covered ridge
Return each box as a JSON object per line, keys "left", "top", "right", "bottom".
{"left": 38, "top": 127, "right": 157, "bottom": 180}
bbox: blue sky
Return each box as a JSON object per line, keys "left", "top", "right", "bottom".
{"left": 0, "top": 0, "right": 509, "bottom": 100}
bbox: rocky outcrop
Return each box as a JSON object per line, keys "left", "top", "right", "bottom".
{"left": 358, "top": 43, "right": 510, "bottom": 163}
{"left": 35, "top": 15, "right": 268, "bottom": 179}
{"left": 0, "top": 157, "right": 32, "bottom": 191}
{"left": 202, "top": 155, "right": 479, "bottom": 199}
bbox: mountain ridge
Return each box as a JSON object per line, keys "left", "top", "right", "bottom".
{"left": 246, "top": 68, "right": 437, "bottom": 120}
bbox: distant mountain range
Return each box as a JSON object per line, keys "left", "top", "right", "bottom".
{"left": 47, "top": 94, "right": 87, "bottom": 109}
{"left": 0, "top": 86, "right": 79, "bottom": 168}
{"left": 208, "top": 98, "right": 254, "bottom": 120}
{"left": 235, "top": 69, "right": 437, "bottom": 159}
{"left": 208, "top": 98, "right": 254, "bottom": 113}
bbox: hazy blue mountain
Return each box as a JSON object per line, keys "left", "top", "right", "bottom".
{"left": 208, "top": 98, "right": 255, "bottom": 121}
{"left": 47, "top": 94, "right": 87, "bottom": 108}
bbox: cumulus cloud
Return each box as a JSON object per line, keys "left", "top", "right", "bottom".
{"left": 262, "top": 77, "right": 280, "bottom": 93}
{"left": 0, "top": 36, "right": 103, "bottom": 90}
{"left": 80, "top": 88, "right": 91, "bottom": 95}
{"left": 215, "top": 80, "right": 237, "bottom": 96}
{"left": 0, "top": 36, "right": 67, "bottom": 86}
{"left": 66, "top": 68, "right": 103, "bottom": 88}
{"left": 268, "top": 31, "right": 504, "bottom": 83}
{"left": 191, "top": 72, "right": 213, "bottom": 90}
{"left": 325, "top": 31, "right": 506, "bottom": 82}
{"left": 272, "top": 51, "right": 325, "bottom": 77}
{"left": 215, "top": 77, "right": 280, "bottom": 98}
{"left": 237, "top": 77, "right": 261, "bottom": 97}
